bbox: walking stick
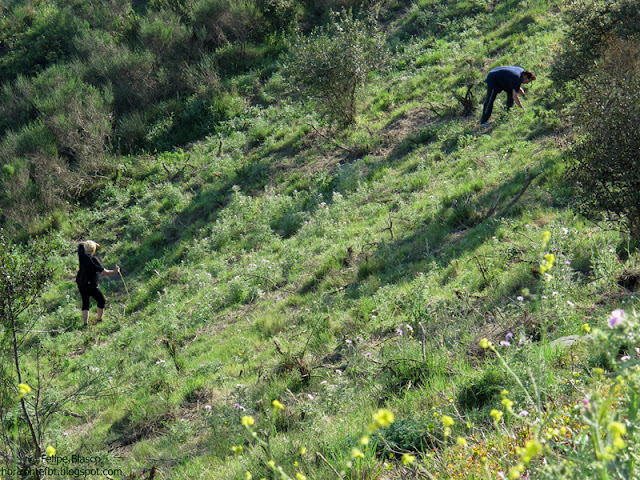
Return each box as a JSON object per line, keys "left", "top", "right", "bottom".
{"left": 117, "top": 266, "right": 131, "bottom": 303}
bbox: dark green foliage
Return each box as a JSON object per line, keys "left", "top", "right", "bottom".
{"left": 191, "top": 0, "right": 262, "bottom": 49}
{"left": 0, "top": 4, "right": 86, "bottom": 82}
{"left": 282, "top": 10, "right": 388, "bottom": 127}
{"left": 0, "top": 65, "right": 113, "bottom": 225}
{"left": 0, "top": 76, "right": 37, "bottom": 136}
{"left": 567, "top": 40, "right": 640, "bottom": 235}
{"left": 256, "top": 0, "right": 303, "bottom": 33}
{"left": 138, "top": 9, "right": 193, "bottom": 64}
{"left": 551, "top": 0, "right": 640, "bottom": 82}
{"left": 31, "top": 65, "right": 113, "bottom": 167}
{"left": 373, "top": 417, "right": 438, "bottom": 454}
{"left": 457, "top": 368, "right": 507, "bottom": 410}
{"left": 300, "top": 0, "right": 368, "bottom": 25}
{"left": 0, "top": 232, "right": 52, "bottom": 328}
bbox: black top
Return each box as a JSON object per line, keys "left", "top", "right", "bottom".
{"left": 485, "top": 66, "right": 524, "bottom": 92}
{"left": 76, "top": 243, "right": 105, "bottom": 287}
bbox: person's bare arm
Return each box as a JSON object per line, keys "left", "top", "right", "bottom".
{"left": 513, "top": 89, "right": 524, "bottom": 109}
{"left": 101, "top": 265, "right": 121, "bottom": 276}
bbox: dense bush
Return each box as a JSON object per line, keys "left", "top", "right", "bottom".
{"left": 32, "top": 65, "right": 114, "bottom": 168}
{"left": 256, "top": 0, "right": 303, "bottom": 32}
{"left": 300, "top": 0, "right": 367, "bottom": 24}
{"left": 0, "top": 4, "right": 85, "bottom": 82}
{"left": 567, "top": 39, "right": 640, "bottom": 235}
{"left": 551, "top": 0, "right": 640, "bottom": 82}
{"left": 0, "top": 65, "right": 113, "bottom": 225}
{"left": 281, "top": 9, "right": 388, "bottom": 127}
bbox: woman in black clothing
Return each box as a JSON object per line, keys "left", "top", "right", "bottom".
{"left": 76, "top": 240, "right": 120, "bottom": 325}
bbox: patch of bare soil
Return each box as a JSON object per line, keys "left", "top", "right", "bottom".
{"left": 374, "top": 107, "right": 435, "bottom": 158}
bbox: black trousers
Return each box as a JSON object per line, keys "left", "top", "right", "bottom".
{"left": 78, "top": 284, "right": 106, "bottom": 310}
{"left": 480, "top": 84, "right": 514, "bottom": 123}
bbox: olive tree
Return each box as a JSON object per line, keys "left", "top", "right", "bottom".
{"left": 282, "top": 10, "right": 387, "bottom": 127}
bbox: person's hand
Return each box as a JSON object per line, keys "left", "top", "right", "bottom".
{"left": 115, "top": 265, "right": 121, "bottom": 274}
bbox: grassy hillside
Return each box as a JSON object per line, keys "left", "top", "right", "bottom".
{"left": 3, "top": 0, "right": 640, "bottom": 479}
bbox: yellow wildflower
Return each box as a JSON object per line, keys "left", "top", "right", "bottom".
{"left": 360, "top": 436, "right": 370, "bottom": 445}
{"left": 613, "top": 436, "right": 626, "bottom": 449}
{"left": 373, "top": 409, "right": 395, "bottom": 427}
{"left": 296, "top": 473, "right": 307, "bottom": 480}
{"left": 46, "top": 445, "right": 56, "bottom": 457}
{"left": 456, "top": 437, "right": 467, "bottom": 447}
{"left": 18, "top": 383, "right": 32, "bottom": 399}
{"left": 542, "top": 231, "right": 551, "bottom": 248}
{"left": 490, "top": 409, "right": 503, "bottom": 424}
{"left": 231, "top": 445, "right": 243, "bottom": 455}
{"left": 245, "top": 472, "right": 252, "bottom": 480}
{"left": 272, "top": 399, "right": 285, "bottom": 410}
{"left": 609, "top": 422, "right": 626, "bottom": 436}
{"left": 351, "top": 447, "right": 365, "bottom": 459}
{"left": 442, "top": 415, "right": 454, "bottom": 427}
{"left": 509, "top": 462, "right": 525, "bottom": 479}
{"left": 582, "top": 324, "right": 591, "bottom": 334}
{"left": 299, "top": 446, "right": 307, "bottom": 455}
{"left": 401, "top": 453, "right": 416, "bottom": 465}
{"left": 520, "top": 439, "right": 542, "bottom": 463}
{"left": 267, "top": 460, "right": 276, "bottom": 469}
{"left": 539, "top": 252, "right": 555, "bottom": 275}
{"left": 479, "top": 338, "right": 491, "bottom": 349}
{"left": 501, "top": 398, "right": 514, "bottom": 410}
{"left": 242, "top": 416, "right": 255, "bottom": 427}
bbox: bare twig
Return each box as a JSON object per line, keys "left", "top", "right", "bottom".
{"left": 419, "top": 322, "right": 427, "bottom": 362}
{"left": 316, "top": 451, "right": 343, "bottom": 478}
{"left": 306, "top": 123, "right": 352, "bottom": 153}
{"left": 499, "top": 170, "right": 543, "bottom": 216}
{"left": 383, "top": 212, "right": 394, "bottom": 239}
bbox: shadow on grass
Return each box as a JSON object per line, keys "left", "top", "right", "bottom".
{"left": 338, "top": 158, "right": 557, "bottom": 310}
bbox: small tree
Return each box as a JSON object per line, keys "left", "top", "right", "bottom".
{"left": 282, "top": 9, "right": 387, "bottom": 127}
{"left": 567, "top": 39, "right": 640, "bottom": 235}
{"left": 0, "top": 232, "right": 51, "bottom": 469}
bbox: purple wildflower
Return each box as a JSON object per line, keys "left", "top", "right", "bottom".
{"left": 608, "top": 309, "right": 626, "bottom": 328}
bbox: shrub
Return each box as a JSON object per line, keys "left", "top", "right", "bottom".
{"left": 281, "top": 9, "right": 388, "bottom": 127}
{"left": 0, "top": 75, "right": 37, "bottom": 136}
{"left": 300, "top": 0, "right": 367, "bottom": 24}
{"left": 374, "top": 417, "right": 438, "bottom": 454}
{"left": 0, "top": 4, "right": 84, "bottom": 82}
{"left": 138, "top": 9, "right": 193, "bottom": 64}
{"left": 192, "top": 0, "right": 261, "bottom": 49}
{"left": 567, "top": 39, "right": 640, "bottom": 235}
{"left": 31, "top": 65, "right": 113, "bottom": 170}
{"left": 551, "top": 0, "right": 640, "bottom": 83}
{"left": 182, "top": 53, "right": 222, "bottom": 98}
{"left": 80, "top": 36, "right": 162, "bottom": 115}
{"left": 256, "top": 0, "right": 303, "bottom": 33}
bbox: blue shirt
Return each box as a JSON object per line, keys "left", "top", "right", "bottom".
{"left": 485, "top": 66, "right": 524, "bottom": 92}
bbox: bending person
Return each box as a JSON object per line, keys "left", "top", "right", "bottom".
{"left": 76, "top": 240, "right": 120, "bottom": 325}
{"left": 480, "top": 66, "right": 536, "bottom": 125}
